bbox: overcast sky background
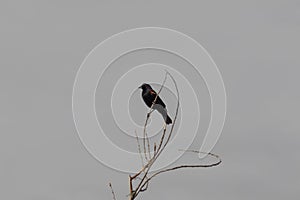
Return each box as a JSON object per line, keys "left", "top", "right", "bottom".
{"left": 1, "top": 0, "right": 300, "bottom": 199}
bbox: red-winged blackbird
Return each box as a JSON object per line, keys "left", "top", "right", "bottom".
{"left": 139, "top": 83, "right": 172, "bottom": 125}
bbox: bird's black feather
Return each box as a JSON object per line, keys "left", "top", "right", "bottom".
{"left": 139, "top": 83, "right": 172, "bottom": 124}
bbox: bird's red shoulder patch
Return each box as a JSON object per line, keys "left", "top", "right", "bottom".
{"left": 150, "top": 90, "right": 156, "bottom": 95}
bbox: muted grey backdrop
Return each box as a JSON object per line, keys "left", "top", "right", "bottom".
{"left": 1, "top": 0, "right": 300, "bottom": 199}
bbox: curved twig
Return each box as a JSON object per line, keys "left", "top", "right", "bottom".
{"left": 138, "top": 151, "right": 221, "bottom": 190}
{"left": 109, "top": 183, "right": 117, "bottom": 200}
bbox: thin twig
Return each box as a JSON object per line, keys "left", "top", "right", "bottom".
{"left": 154, "top": 122, "right": 167, "bottom": 157}
{"left": 128, "top": 176, "right": 133, "bottom": 200}
{"left": 143, "top": 72, "right": 168, "bottom": 160}
{"left": 109, "top": 182, "right": 116, "bottom": 200}
{"left": 135, "top": 130, "right": 144, "bottom": 167}
{"left": 138, "top": 151, "right": 222, "bottom": 191}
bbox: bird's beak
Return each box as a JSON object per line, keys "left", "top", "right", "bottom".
{"left": 138, "top": 85, "right": 142, "bottom": 89}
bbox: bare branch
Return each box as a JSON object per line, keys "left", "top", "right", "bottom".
{"left": 133, "top": 71, "right": 179, "bottom": 198}
{"left": 128, "top": 176, "right": 134, "bottom": 200}
{"left": 143, "top": 72, "right": 168, "bottom": 160}
{"left": 109, "top": 182, "right": 117, "bottom": 200}
{"left": 126, "top": 70, "right": 222, "bottom": 200}
{"left": 135, "top": 130, "right": 144, "bottom": 167}
{"left": 139, "top": 151, "right": 222, "bottom": 190}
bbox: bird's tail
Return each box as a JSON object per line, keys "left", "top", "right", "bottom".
{"left": 166, "top": 115, "right": 172, "bottom": 125}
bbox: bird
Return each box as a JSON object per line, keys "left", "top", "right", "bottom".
{"left": 138, "top": 83, "right": 172, "bottom": 125}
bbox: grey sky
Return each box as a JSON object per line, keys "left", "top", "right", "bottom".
{"left": 1, "top": 0, "right": 299, "bottom": 199}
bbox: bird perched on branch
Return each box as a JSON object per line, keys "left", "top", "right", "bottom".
{"left": 139, "top": 83, "right": 172, "bottom": 125}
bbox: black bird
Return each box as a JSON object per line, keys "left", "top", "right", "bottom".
{"left": 139, "top": 83, "right": 172, "bottom": 125}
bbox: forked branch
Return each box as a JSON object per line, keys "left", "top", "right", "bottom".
{"left": 109, "top": 71, "right": 222, "bottom": 200}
